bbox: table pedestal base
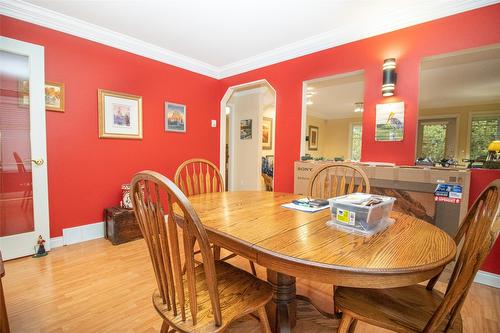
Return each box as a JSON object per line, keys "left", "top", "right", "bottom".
{"left": 266, "top": 270, "right": 297, "bottom": 333}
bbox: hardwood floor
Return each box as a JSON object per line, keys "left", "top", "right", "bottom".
{"left": 2, "top": 238, "right": 499, "bottom": 332}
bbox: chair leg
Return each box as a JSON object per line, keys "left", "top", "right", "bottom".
{"left": 332, "top": 285, "right": 342, "bottom": 316}
{"left": 257, "top": 306, "right": 271, "bottom": 333}
{"left": 213, "top": 245, "right": 221, "bottom": 260}
{"left": 160, "top": 320, "right": 170, "bottom": 333}
{"left": 338, "top": 313, "right": 353, "bottom": 333}
{"left": 348, "top": 319, "right": 357, "bottom": 333}
{"left": 250, "top": 260, "right": 257, "bottom": 276}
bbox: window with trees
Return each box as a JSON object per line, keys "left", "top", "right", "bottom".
{"left": 470, "top": 115, "right": 500, "bottom": 159}
{"left": 417, "top": 118, "right": 457, "bottom": 161}
{"left": 421, "top": 123, "right": 447, "bottom": 161}
{"left": 350, "top": 123, "right": 362, "bottom": 161}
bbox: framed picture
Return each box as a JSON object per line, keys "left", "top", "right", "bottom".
{"left": 262, "top": 117, "right": 273, "bottom": 150}
{"left": 165, "top": 102, "right": 186, "bottom": 132}
{"left": 375, "top": 102, "right": 404, "bottom": 141}
{"left": 18, "top": 80, "right": 29, "bottom": 106}
{"left": 98, "top": 89, "right": 142, "bottom": 139}
{"left": 45, "top": 81, "right": 65, "bottom": 112}
{"left": 240, "top": 119, "right": 252, "bottom": 140}
{"left": 308, "top": 126, "right": 319, "bottom": 150}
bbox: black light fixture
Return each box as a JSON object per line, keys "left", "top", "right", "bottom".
{"left": 382, "top": 58, "right": 397, "bottom": 97}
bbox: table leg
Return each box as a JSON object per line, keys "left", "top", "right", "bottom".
{"left": 265, "top": 269, "right": 296, "bottom": 333}
{"left": 0, "top": 278, "right": 10, "bottom": 333}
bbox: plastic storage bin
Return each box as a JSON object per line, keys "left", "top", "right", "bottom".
{"left": 327, "top": 193, "right": 396, "bottom": 235}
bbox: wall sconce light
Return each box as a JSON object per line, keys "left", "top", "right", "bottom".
{"left": 382, "top": 58, "right": 397, "bottom": 97}
{"left": 354, "top": 102, "right": 364, "bottom": 113}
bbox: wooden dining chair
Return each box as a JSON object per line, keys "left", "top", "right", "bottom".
{"left": 174, "top": 158, "right": 257, "bottom": 276}
{"left": 13, "top": 152, "right": 32, "bottom": 210}
{"left": 307, "top": 162, "right": 371, "bottom": 313}
{"left": 307, "top": 163, "right": 370, "bottom": 200}
{"left": 131, "top": 171, "right": 272, "bottom": 333}
{"left": 334, "top": 180, "right": 500, "bottom": 333}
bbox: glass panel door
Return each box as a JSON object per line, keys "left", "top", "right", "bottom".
{"left": 0, "top": 51, "right": 34, "bottom": 237}
{"left": 0, "top": 37, "right": 49, "bottom": 260}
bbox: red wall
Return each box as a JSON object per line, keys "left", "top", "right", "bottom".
{"left": 220, "top": 4, "right": 500, "bottom": 194}
{"left": 1, "top": 16, "right": 220, "bottom": 237}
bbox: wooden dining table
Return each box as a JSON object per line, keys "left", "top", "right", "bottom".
{"left": 188, "top": 191, "right": 457, "bottom": 333}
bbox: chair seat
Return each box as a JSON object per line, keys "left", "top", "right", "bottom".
{"left": 335, "top": 285, "right": 463, "bottom": 333}
{"left": 154, "top": 260, "right": 272, "bottom": 333}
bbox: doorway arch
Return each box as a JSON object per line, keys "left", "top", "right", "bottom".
{"left": 220, "top": 79, "right": 277, "bottom": 191}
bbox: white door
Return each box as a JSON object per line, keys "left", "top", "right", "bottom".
{"left": 0, "top": 37, "right": 50, "bottom": 260}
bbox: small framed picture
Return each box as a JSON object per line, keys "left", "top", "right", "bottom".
{"left": 45, "top": 81, "right": 65, "bottom": 112}
{"left": 165, "top": 102, "right": 186, "bottom": 132}
{"left": 308, "top": 125, "right": 319, "bottom": 150}
{"left": 262, "top": 117, "right": 273, "bottom": 150}
{"left": 18, "top": 80, "right": 29, "bottom": 106}
{"left": 240, "top": 119, "right": 252, "bottom": 140}
{"left": 375, "top": 102, "right": 404, "bottom": 141}
{"left": 98, "top": 89, "right": 142, "bottom": 139}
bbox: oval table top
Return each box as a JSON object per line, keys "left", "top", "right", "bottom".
{"left": 188, "top": 191, "right": 457, "bottom": 288}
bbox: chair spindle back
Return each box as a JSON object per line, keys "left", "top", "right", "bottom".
{"left": 131, "top": 171, "right": 222, "bottom": 327}
{"left": 424, "top": 180, "right": 500, "bottom": 332}
{"left": 174, "top": 159, "right": 224, "bottom": 196}
{"left": 307, "top": 163, "right": 370, "bottom": 199}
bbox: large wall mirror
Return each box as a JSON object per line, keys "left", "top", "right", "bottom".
{"left": 418, "top": 45, "right": 500, "bottom": 166}
{"left": 301, "top": 70, "right": 364, "bottom": 161}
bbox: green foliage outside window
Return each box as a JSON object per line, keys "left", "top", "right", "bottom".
{"left": 421, "top": 124, "right": 447, "bottom": 161}
{"left": 470, "top": 117, "right": 499, "bottom": 160}
{"left": 351, "top": 124, "right": 362, "bottom": 161}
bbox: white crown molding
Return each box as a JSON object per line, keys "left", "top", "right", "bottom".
{"left": 232, "top": 86, "right": 268, "bottom": 97}
{"left": 1, "top": 0, "right": 498, "bottom": 79}
{"left": 217, "top": 0, "right": 499, "bottom": 78}
{"left": 0, "top": 0, "right": 220, "bottom": 78}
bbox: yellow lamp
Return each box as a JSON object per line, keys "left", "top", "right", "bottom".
{"left": 487, "top": 140, "right": 500, "bottom": 163}
{"left": 488, "top": 140, "right": 500, "bottom": 152}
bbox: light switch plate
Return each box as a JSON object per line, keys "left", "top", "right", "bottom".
{"left": 211, "top": 120, "right": 217, "bottom": 127}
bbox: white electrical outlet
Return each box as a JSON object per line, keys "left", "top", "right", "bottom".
{"left": 211, "top": 120, "right": 217, "bottom": 127}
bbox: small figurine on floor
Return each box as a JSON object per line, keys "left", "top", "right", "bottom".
{"left": 32, "top": 235, "right": 48, "bottom": 258}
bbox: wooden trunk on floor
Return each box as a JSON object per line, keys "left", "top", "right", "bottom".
{"left": 104, "top": 207, "right": 143, "bottom": 245}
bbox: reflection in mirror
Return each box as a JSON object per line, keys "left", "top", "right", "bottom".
{"left": 302, "top": 71, "right": 364, "bottom": 162}
{"left": 418, "top": 45, "right": 500, "bottom": 168}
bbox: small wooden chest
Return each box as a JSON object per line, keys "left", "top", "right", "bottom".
{"left": 104, "top": 207, "right": 143, "bottom": 245}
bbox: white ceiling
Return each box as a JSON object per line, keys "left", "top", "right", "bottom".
{"left": 306, "top": 71, "right": 364, "bottom": 120}
{"left": 1, "top": 0, "right": 498, "bottom": 78}
{"left": 420, "top": 45, "right": 500, "bottom": 109}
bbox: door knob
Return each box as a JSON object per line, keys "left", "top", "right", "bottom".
{"left": 31, "top": 158, "right": 44, "bottom": 166}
